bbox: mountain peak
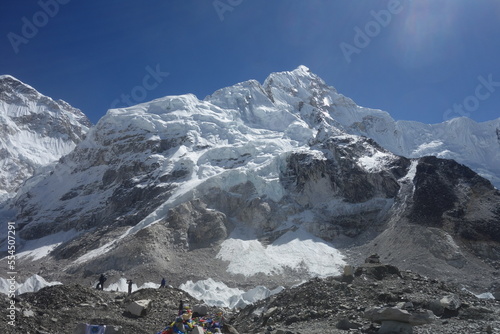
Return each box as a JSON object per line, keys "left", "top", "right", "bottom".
{"left": 263, "top": 66, "right": 336, "bottom": 104}
{"left": 0, "top": 74, "right": 19, "bottom": 81}
{"left": 0, "top": 74, "right": 39, "bottom": 93}
{"left": 265, "top": 65, "right": 322, "bottom": 84}
{"left": 0, "top": 74, "right": 41, "bottom": 101}
{"left": 0, "top": 76, "right": 92, "bottom": 196}
{"left": 293, "top": 64, "right": 311, "bottom": 73}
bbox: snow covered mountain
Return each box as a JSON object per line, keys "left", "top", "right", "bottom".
{"left": 1, "top": 66, "right": 499, "bottom": 293}
{"left": 255, "top": 66, "right": 500, "bottom": 188}
{"left": 0, "top": 75, "right": 91, "bottom": 204}
{"left": 347, "top": 112, "right": 500, "bottom": 189}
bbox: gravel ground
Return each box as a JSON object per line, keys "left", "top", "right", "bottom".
{"left": 1, "top": 262, "right": 499, "bottom": 334}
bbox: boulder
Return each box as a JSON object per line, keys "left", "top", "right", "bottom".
{"left": 192, "top": 303, "right": 210, "bottom": 316}
{"left": 493, "top": 288, "right": 500, "bottom": 301}
{"left": 336, "top": 317, "right": 361, "bottom": 330}
{"left": 342, "top": 265, "right": 355, "bottom": 283}
{"left": 343, "top": 265, "right": 354, "bottom": 276}
{"left": 440, "top": 294, "right": 461, "bottom": 311}
{"left": 425, "top": 299, "right": 445, "bottom": 316}
{"left": 191, "top": 326, "right": 205, "bottom": 334}
{"left": 363, "top": 306, "right": 436, "bottom": 333}
{"left": 354, "top": 263, "right": 401, "bottom": 280}
{"left": 364, "top": 307, "right": 411, "bottom": 323}
{"left": 365, "top": 254, "right": 381, "bottom": 264}
{"left": 378, "top": 320, "right": 413, "bottom": 334}
{"left": 125, "top": 299, "right": 151, "bottom": 317}
{"left": 23, "top": 309, "right": 35, "bottom": 318}
{"left": 222, "top": 323, "right": 240, "bottom": 334}
{"left": 396, "top": 301, "right": 414, "bottom": 310}
{"left": 408, "top": 310, "right": 437, "bottom": 326}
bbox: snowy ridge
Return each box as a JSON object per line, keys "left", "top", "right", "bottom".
{"left": 205, "top": 66, "right": 499, "bottom": 187}
{"left": 0, "top": 75, "right": 91, "bottom": 200}
{"left": 362, "top": 117, "right": 500, "bottom": 187}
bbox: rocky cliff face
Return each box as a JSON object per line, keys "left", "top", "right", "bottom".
{"left": 410, "top": 156, "right": 500, "bottom": 259}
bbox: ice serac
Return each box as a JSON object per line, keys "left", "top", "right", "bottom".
{"left": 4, "top": 67, "right": 500, "bottom": 290}
{"left": 0, "top": 75, "right": 91, "bottom": 201}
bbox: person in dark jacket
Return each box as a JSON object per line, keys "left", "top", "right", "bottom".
{"left": 178, "top": 300, "right": 184, "bottom": 315}
{"left": 160, "top": 278, "right": 166, "bottom": 288}
{"left": 96, "top": 274, "right": 106, "bottom": 290}
{"left": 127, "top": 279, "right": 133, "bottom": 295}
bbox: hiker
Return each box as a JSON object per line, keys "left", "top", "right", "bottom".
{"left": 178, "top": 300, "right": 184, "bottom": 315}
{"left": 127, "top": 279, "right": 133, "bottom": 295}
{"left": 160, "top": 277, "right": 166, "bottom": 288}
{"left": 96, "top": 273, "right": 106, "bottom": 290}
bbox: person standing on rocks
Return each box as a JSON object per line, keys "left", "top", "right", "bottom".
{"left": 178, "top": 300, "right": 184, "bottom": 315}
{"left": 127, "top": 279, "right": 133, "bottom": 295}
{"left": 96, "top": 273, "right": 106, "bottom": 290}
{"left": 160, "top": 278, "right": 166, "bottom": 288}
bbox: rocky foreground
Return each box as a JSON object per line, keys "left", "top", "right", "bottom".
{"left": 2, "top": 260, "right": 500, "bottom": 334}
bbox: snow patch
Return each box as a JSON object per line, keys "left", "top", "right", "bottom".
{"left": 17, "top": 229, "right": 81, "bottom": 261}
{"left": 0, "top": 274, "right": 62, "bottom": 295}
{"left": 357, "top": 151, "right": 393, "bottom": 172}
{"left": 179, "top": 278, "right": 284, "bottom": 309}
{"left": 216, "top": 228, "right": 345, "bottom": 277}
{"left": 475, "top": 292, "right": 495, "bottom": 300}
{"left": 103, "top": 277, "right": 160, "bottom": 292}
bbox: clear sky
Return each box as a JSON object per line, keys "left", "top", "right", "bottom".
{"left": 1, "top": 0, "right": 499, "bottom": 125}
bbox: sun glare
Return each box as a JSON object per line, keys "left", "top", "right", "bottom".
{"left": 395, "top": 0, "right": 462, "bottom": 73}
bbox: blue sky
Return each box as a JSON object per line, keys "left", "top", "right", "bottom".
{"left": 1, "top": 0, "right": 499, "bottom": 125}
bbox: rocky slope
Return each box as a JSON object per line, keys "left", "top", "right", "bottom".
{"left": 232, "top": 260, "right": 500, "bottom": 334}
{"left": 1, "top": 260, "right": 499, "bottom": 334}
{"left": 348, "top": 155, "right": 500, "bottom": 290}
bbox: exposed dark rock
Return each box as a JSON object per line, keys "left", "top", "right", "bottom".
{"left": 354, "top": 263, "right": 402, "bottom": 281}
{"left": 409, "top": 156, "right": 500, "bottom": 262}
